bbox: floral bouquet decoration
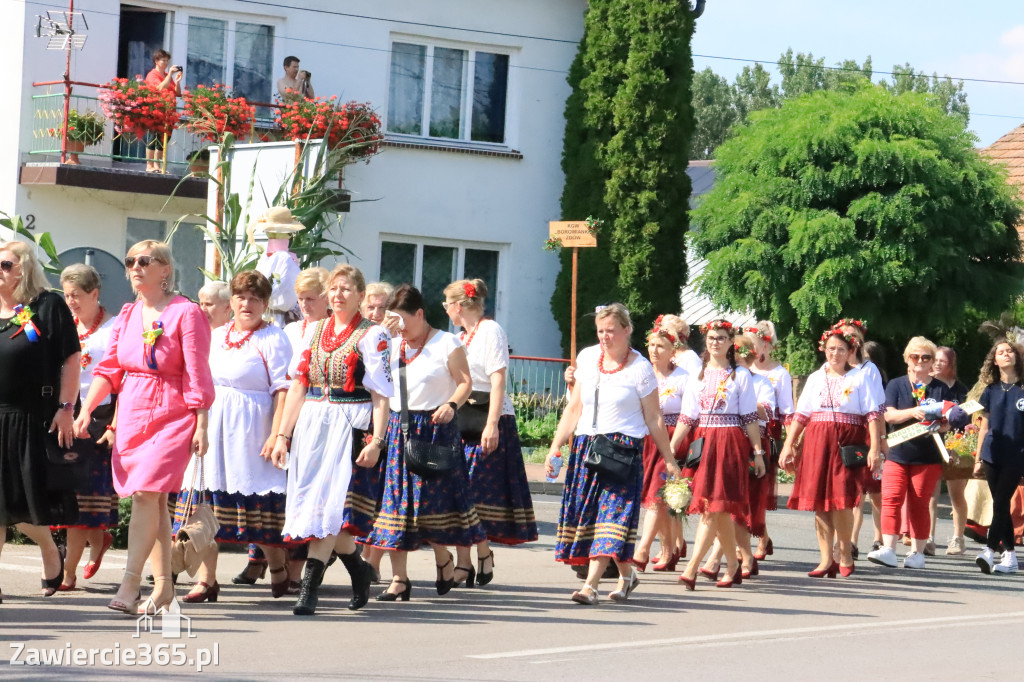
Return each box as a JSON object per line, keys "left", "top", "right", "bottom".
{"left": 183, "top": 84, "right": 254, "bottom": 142}
{"left": 943, "top": 423, "right": 979, "bottom": 480}
{"left": 657, "top": 476, "right": 693, "bottom": 517}
{"left": 98, "top": 78, "right": 179, "bottom": 139}
{"left": 276, "top": 96, "right": 383, "bottom": 160}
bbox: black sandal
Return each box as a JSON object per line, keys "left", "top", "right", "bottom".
{"left": 435, "top": 553, "right": 455, "bottom": 595}
{"left": 41, "top": 546, "right": 66, "bottom": 597}
{"left": 476, "top": 551, "right": 495, "bottom": 586}
{"left": 454, "top": 565, "right": 476, "bottom": 588}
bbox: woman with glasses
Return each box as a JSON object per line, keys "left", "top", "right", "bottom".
{"left": 780, "top": 328, "right": 882, "bottom": 578}
{"left": 54, "top": 264, "right": 118, "bottom": 592}
{"left": 0, "top": 241, "right": 81, "bottom": 602}
{"left": 867, "top": 338, "right": 954, "bottom": 570}
{"left": 76, "top": 240, "right": 215, "bottom": 614}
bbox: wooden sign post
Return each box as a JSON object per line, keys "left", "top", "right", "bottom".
{"left": 549, "top": 221, "right": 598, "bottom": 365}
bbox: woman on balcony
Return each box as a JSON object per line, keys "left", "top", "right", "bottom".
{"left": 365, "top": 284, "right": 485, "bottom": 603}
{"left": 0, "top": 241, "right": 81, "bottom": 602}
{"left": 54, "top": 264, "right": 117, "bottom": 592}
{"left": 172, "top": 271, "right": 294, "bottom": 604}
{"left": 443, "top": 278, "right": 537, "bottom": 586}
{"left": 271, "top": 265, "right": 391, "bottom": 615}
{"left": 75, "top": 240, "right": 215, "bottom": 614}
{"left": 143, "top": 49, "right": 182, "bottom": 173}
{"left": 546, "top": 304, "right": 680, "bottom": 604}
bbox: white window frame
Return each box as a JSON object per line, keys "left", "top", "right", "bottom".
{"left": 385, "top": 33, "right": 519, "bottom": 151}
{"left": 377, "top": 234, "right": 507, "bottom": 325}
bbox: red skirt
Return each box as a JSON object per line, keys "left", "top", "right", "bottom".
{"left": 858, "top": 464, "right": 882, "bottom": 495}
{"left": 788, "top": 421, "right": 865, "bottom": 512}
{"left": 687, "top": 426, "right": 751, "bottom": 517}
{"left": 641, "top": 424, "right": 686, "bottom": 508}
{"left": 734, "top": 433, "right": 772, "bottom": 536}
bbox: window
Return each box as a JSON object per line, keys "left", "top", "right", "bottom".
{"left": 379, "top": 239, "right": 501, "bottom": 330}
{"left": 183, "top": 14, "right": 274, "bottom": 106}
{"left": 388, "top": 40, "right": 510, "bottom": 145}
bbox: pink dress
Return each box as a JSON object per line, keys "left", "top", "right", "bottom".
{"left": 93, "top": 296, "right": 215, "bottom": 496}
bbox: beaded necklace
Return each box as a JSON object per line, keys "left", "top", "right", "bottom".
{"left": 598, "top": 348, "right": 629, "bottom": 374}
{"left": 224, "top": 321, "right": 258, "bottom": 350}
{"left": 400, "top": 327, "right": 433, "bottom": 364}
{"left": 321, "top": 313, "right": 362, "bottom": 354}
{"left": 460, "top": 317, "right": 488, "bottom": 348}
{"left": 75, "top": 307, "right": 105, "bottom": 368}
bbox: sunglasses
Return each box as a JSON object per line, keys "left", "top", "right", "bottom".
{"left": 124, "top": 255, "right": 165, "bottom": 269}
{"left": 0, "top": 260, "right": 14, "bottom": 273}
{"left": 908, "top": 354, "right": 933, "bottom": 362}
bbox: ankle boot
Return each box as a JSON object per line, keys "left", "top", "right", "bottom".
{"left": 293, "top": 558, "right": 327, "bottom": 616}
{"left": 338, "top": 550, "right": 373, "bottom": 611}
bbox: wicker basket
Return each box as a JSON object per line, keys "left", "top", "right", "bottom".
{"left": 942, "top": 453, "right": 976, "bottom": 481}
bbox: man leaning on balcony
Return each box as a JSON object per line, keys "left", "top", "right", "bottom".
{"left": 144, "top": 49, "right": 183, "bottom": 173}
{"left": 277, "top": 56, "right": 314, "bottom": 102}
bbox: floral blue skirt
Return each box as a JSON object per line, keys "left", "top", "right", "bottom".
{"left": 555, "top": 433, "right": 643, "bottom": 565}
{"left": 343, "top": 427, "right": 384, "bottom": 538}
{"left": 365, "top": 410, "right": 486, "bottom": 551}
{"left": 464, "top": 415, "right": 537, "bottom": 544}
{"left": 172, "top": 490, "right": 290, "bottom": 547}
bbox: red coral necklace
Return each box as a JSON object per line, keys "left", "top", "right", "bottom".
{"left": 75, "top": 307, "right": 105, "bottom": 341}
{"left": 224, "top": 321, "right": 258, "bottom": 349}
{"left": 599, "top": 348, "right": 629, "bottom": 374}
{"left": 460, "top": 317, "right": 488, "bottom": 348}
{"left": 321, "top": 313, "right": 361, "bottom": 354}
{"left": 401, "top": 327, "right": 433, "bottom": 364}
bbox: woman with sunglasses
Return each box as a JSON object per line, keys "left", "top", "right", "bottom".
{"left": 365, "top": 285, "right": 485, "bottom": 603}
{"left": 867, "top": 337, "right": 955, "bottom": 570}
{"left": 780, "top": 328, "right": 882, "bottom": 577}
{"left": 75, "top": 240, "right": 215, "bottom": 614}
{"left": 0, "top": 241, "right": 81, "bottom": 602}
{"left": 671, "top": 320, "right": 765, "bottom": 590}
{"left": 442, "top": 278, "right": 537, "bottom": 586}
{"left": 53, "top": 264, "right": 118, "bottom": 592}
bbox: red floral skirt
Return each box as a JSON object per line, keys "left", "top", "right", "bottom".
{"left": 788, "top": 421, "right": 865, "bottom": 512}
{"left": 687, "top": 426, "right": 751, "bottom": 517}
{"left": 641, "top": 424, "right": 686, "bottom": 508}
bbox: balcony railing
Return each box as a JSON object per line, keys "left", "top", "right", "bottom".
{"left": 28, "top": 81, "right": 280, "bottom": 172}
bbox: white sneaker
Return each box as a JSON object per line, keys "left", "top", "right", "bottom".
{"left": 867, "top": 545, "right": 898, "bottom": 568}
{"left": 994, "top": 550, "right": 1019, "bottom": 575}
{"left": 903, "top": 551, "right": 926, "bottom": 569}
{"left": 976, "top": 547, "right": 996, "bottom": 574}
{"left": 945, "top": 536, "right": 965, "bottom": 556}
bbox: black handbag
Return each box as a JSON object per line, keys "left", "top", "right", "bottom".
{"left": 457, "top": 390, "right": 491, "bottom": 442}
{"left": 43, "top": 422, "right": 88, "bottom": 492}
{"left": 399, "top": 360, "right": 460, "bottom": 478}
{"left": 684, "top": 436, "right": 704, "bottom": 470}
{"left": 582, "top": 375, "right": 640, "bottom": 484}
{"left": 827, "top": 392, "right": 868, "bottom": 469}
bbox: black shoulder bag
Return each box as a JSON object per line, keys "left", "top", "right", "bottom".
{"left": 827, "top": 381, "right": 868, "bottom": 469}
{"left": 399, "top": 359, "right": 461, "bottom": 478}
{"left": 457, "top": 390, "right": 491, "bottom": 442}
{"left": 583, "top": 374, "right": 641, "bottom": 484}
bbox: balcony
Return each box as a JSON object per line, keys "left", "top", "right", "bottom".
{"left": 20, "top": 82, "right": 278, "bottom": 200}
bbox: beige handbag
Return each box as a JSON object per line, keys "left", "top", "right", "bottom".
{"left": 171, "top": 458, "right": 220, "bottom": 577}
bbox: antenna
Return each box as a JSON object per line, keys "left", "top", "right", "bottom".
{"left": 35, "top": 10, "right": 89, "bottom": 51}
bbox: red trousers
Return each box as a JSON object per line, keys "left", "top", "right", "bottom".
{"left": 881, "top": 462, "right": 942, "bottom": 539}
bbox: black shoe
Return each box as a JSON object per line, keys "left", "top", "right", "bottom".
{"left": 435, "top": 553, "right": 455, "bottom": 595}
{"left": 965, "top": 527, "right": 987, "bottom": 544}
{"left": 232, "top": 561, "right": 268, "bottom": 585}
{"left": 454, "top": 565, "right": 476, "bottom": 588}
{"left": 338, "top": 550, "right": 373, "bottom": 610}
{"left": 476, "top": 552, "right": 494, "bottom": 587}
{"left": 292, "top": 558, "right": 327, "bottom": 616}
{"left": 376, "top": 578, "right": 412, "bottom": 602}
{"left": 41, "top": 545, "right": 66, "bottom": 597}
{"left": 326, "top": 550, "right": 339, "bottom": 569}
{"left": 851, "top": 544, "right": 859, "bottom": 561}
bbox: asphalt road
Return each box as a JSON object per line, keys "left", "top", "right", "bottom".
{"left": 0, "top": 494, "right": 1021, "bottom": 680}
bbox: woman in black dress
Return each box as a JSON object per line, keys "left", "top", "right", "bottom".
{"left": 0, "top": 240, "right": 82, "bottom": 601}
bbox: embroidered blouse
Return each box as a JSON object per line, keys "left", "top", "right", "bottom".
{"left": 794, "top": 365, "right": 882, "bottom": 425}
{"left": 678, "top": 365, "right": 758, "bottom": 429}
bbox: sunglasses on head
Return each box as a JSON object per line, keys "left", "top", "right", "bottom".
{"left": 124, "top": 255, "right": 165, "bottom": 269}
{"left": 908, "top": 354, "right": 933, "bottom": 362}
{"left": 0, "top": 260, "right": 14, "bottom": 273}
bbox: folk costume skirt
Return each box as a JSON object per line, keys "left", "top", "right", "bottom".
{"left": 555, "top": 433, "right": 643, "bottom": 566}
{"left": 365, "top": 411, "right": 486, "bottom": 551}
{"left": 0, "top": 406, "right": 78, "bottom": 527}
{"left": 687, "top": 424, "right": 751, "bottom": 517}
{"left": 787, "top": 415, "right": 866, "bottom": 512}
{"left": 733, "top": 432, "right": 772, "bottom": 537}
{"left": 342, "top": 431, "right": 384, "bottom": 538}
{"left": 641, "top": 421, "right": 685, "bottom": 508}
{"left": 464, "top": 414, "right": 538, "bottom": 545}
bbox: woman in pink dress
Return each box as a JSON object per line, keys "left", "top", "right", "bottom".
{"left": 76, "top": 240, "right": 215, "bottom": 614}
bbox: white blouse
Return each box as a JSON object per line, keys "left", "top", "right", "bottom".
{"left": 656, "top": 366, "right": 689, "bottom": 419}
{"left": 289, "top": 321, "right": 395, "bottom": 398}
{"left": 679, "top": 365, "right": 758, "bottom": 428}
{"left": 674, "top": 348, "right": 703, "bottom": 379}
{"left": 752, "top": 373, "right": 777, "bottom": 427}
{"left": 753, "top": 363, "right": 795, "bottom": 423}
{"left": 794, "top": 365, "right": 882, "bottom": 424}
{"left": 211, "top": 324, "right": 292, "bottom": 394}
{"left": 283, "top": 319, "right": 312, "bottom": 357}
{"left": 388, "top": 330, "right": 464, "bottom": 412}
{"left": 572, "top": 345, "right": 657, "bottom": 439}
{"left": 461, "top": 319, "right": 514, "bottom": 416}
{"left": 79, "top": 316, "right": 116, "bottom": 406}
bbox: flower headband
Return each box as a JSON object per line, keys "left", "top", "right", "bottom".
{"left": 463, "top": 282, "right": 477, "bottom": 299}
{"left": 701, "top": 319, "right": 733, "bottom": 334}
{"left": 833, "top": 318, "right": 867, "bottom": 333}
{"left": 648, "top": 316, "right": 678, "bottom": 344}
{"left": 733, "top": 343, "right": 754, "bottom": 358}
{"left": 819, "top": 329, "right": 859, "bottom": 352}
{"left": 745, "top": 326, "right": 772, "bottom": 344}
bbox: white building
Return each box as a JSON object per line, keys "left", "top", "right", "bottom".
{"left": 1, "top": 1, "right": 586, "bottom": 356}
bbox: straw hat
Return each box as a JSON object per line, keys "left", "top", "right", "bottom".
{"left": 248, "top": 206, "right": 306, "bottom": 237}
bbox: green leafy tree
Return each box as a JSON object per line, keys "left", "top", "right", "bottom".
{"left": 690, "top": 84, "right": 1023, "bottom": 375}
{"left": 884, "top": 63, "right": 969, "bottom": 124}
{"left": 733, "top": 63, "right": 780, "bottom": 120}
{"left": 552, "top": 0, "right": 696, "bottom": 353}
{"left": 777, "top": 49, "right": 872, "bottom": 97}
{"left": 691, "top": 68, "right": 736, "bottom": 160}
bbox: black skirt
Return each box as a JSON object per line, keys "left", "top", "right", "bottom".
{"left": 0, "top": 406, "right": 78, "bottom": 527}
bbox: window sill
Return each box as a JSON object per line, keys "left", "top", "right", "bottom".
{"left": 383, "top": 136, "right": 522, "bottom": 160}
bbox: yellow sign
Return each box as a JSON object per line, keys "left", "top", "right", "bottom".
{"left": 549, "top": 221, "right": 597, "bottom": 248}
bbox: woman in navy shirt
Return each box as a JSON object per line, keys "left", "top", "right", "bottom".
{"left": 974, "top": 340, "right": 1024, "bottom": 575}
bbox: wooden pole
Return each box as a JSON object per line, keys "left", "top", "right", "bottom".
{"left": 570, "top": 246, "right": 578, "bottom": 365}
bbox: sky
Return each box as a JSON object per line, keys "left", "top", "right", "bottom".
{"left": 691, "top": 0, "right": 1024, "bottom": 147}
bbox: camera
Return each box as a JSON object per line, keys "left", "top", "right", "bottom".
{"left": 299, "top": 70, "right": 311, "bottom": 80}
{"left": 171, "top": 65, "right": 183, "bottom": 73}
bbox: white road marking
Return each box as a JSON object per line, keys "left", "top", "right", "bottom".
{"left": 469, "top": 611, "right": 1024, "bottom": 659}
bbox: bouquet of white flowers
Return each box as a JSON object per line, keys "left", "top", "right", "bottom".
{"left": 657, "top": 476, "right": 693, "bottom": 518}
